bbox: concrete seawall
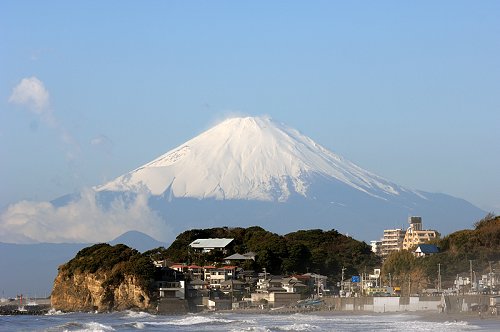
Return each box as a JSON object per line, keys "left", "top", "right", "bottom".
{"left": 323, "top": 295, "right": 493, "bottom": 314}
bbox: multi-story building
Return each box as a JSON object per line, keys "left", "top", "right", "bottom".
{"left": 370, "top": 240, "right": 382, "bottom": 255}
{"left": 402, "top": 216, "right": 438, "bottom": 250}
{"left": 380, "top": 228, "right": 405, "bottom": 257}
{"left": 204, "top": 266, "right": 238, "bottom": 288}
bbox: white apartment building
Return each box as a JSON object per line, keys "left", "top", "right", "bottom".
{"left": 380, "top": 228, "right": 405, "bottom": 257}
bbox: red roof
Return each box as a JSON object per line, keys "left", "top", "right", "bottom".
{"left": 203, "top": 265, "right": 216, "bottom": 269}
{"left": 187, "top": 265, "right": 202, "bottom": 269}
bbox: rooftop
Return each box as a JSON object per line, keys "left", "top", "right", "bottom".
{"left": 189, "top": 238, "right": 234, "bottom": 249}
{"left": 415, "top": 244, "right": 440, "bottom": 254}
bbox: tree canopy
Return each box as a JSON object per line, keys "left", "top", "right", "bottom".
{"left": 60, "top": 243, "right": 156, "bottom": 289}
{"left": 382, "top": 214, "right": 500, "bottom": 292}
{"left": 153, "top": 226, "right": 380, "bottom": 280}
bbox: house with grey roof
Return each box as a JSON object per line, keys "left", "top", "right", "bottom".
{"left": 189, "top": 238, "right": 234, "bottom": 254}
{"left": 224, "top": 252, "right": 256, "bottom": 264}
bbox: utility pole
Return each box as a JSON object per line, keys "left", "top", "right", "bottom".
{"left": 316, "top": 274, "right": 320, "bottom": 298}
{"left": 438, "top": 263, "right": 442, "bottom": 292}
{"left": 341, "top": 266, "right": 346, "bottom": 295}
{"left": 489, "top": 261, "right": 493, "bottom": 288}
{"left": 408, "top": 275, "right": 411, "bottom": 296}
{"left": 231, "top": 278, "right": 234, "bottom": 306}
{"left": 469, "top": 260, "right": 473, "bottom": 293}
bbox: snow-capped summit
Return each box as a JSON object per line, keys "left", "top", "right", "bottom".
{"left": 91, "top": 115, "right": 484, "bottom": 242}
{"left": 97, "top": 116, "right": 402, "bottom": 201}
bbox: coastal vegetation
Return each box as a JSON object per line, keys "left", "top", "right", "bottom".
{"left": 382, "top": 214, "right": 500, "bottom": 293}
{"left": 52, "top": 214, "right": 499, "bottom": 312}
{"left": 52, "top": 244, "right": 156, "bottom": 312}
{"left": 60, "top": 243, "right": 155, "bottom": 290}
{"left": 144, "top": 226, "right": 381, "bottom": 281}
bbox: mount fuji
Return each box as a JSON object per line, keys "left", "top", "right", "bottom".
{"left": 85, "top": 116, "right": 483, "bottom": 241}
{"left": 0, "top": 116, "right": 486, "bottom": 296}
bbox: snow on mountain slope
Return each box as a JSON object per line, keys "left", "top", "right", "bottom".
{"left": 96, "top": 116, "right": 405, "bottom": 201}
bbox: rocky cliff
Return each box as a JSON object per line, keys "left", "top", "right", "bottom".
{"left": 51, "top": 272, "right": 152, "bottom": 312}
{"left": 50, "top": 243, "right": 156, "bottom": 312}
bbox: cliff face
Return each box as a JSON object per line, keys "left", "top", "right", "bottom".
{"left": 51, "top": 271, "right": 152, "bottom": 312}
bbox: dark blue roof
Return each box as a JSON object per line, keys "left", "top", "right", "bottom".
{"left": 416, "top": 244, "right": 439, "bottom": 254}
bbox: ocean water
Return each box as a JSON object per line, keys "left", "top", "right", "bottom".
{"left": 0, "top": 311, "right": 498, "bottom": 332}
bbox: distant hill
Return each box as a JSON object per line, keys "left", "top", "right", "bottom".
{"left": 110, "top": 230, "right": 166, "bottom": 253}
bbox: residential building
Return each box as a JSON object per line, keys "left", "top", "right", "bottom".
{"left": 303, "top": 273, "right": 328, "bottom": 296}
{"left": 188, "top": 279, "right": 209, "bottom": 290}
{"left": 380, "top": 228, "right": 405, "bottom": 257}
{"left": 281, "top": 277, "right": 307, "bottom": 294}
{"left": 170, "top": 264, "right": 204, "bottom": 280}
{"left": 414, "top": 244, "right": 439, "bottom": 257}
{"left": 202, "top": 265, "right": 217, "bottom": 281}
{"left": 220, "top": 279, "right": 246, "bottom": 300}
{"left": 402, "top": 216, "right": 438, "bottom": 250}
{"left": 370, "top": 240, "right": 382, "bottom": 255}
{"left": 205, "top": 266, "right": 238, "bottom": 288}
{"left": 155, "top": 267, "right": 186, "bottom": 300}
{"left": 189, "top": 238, "right": 234, "bottom": 254}
{"left": 256, "top": 275, "right": 286, "bottom": 293}
{"left": 224, "top": 252, "right": 255, "bottom": 264}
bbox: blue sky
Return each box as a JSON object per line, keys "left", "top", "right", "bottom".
{"left": 1, "top": 1, "right": 499, "bottom": 215}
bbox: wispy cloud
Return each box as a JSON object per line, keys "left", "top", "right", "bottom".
{"left": 9, "top": 77, "right": 53, "bottom": 122}
{"left": 0, "top": 188, "right": 172, "bottom": 244}
{"left": 206, "top": 110, "right": 250, "bottom": 131}
{"left": 4, "top": 77, "right": 138, "bottom": 244}
{"left": 8, "top": 76, "right": 82, "bottom": 164}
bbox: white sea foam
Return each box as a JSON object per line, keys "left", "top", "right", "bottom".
{"left": 155, "top": 314, "right": 235, "bottom": 326}
{"left": 6, "top": 311, "right": 493, "bottom": 331}
{"left": 45, "top": 307, "right": 65, "bottom": 315}
{"left": 123, "top": 310, "right": 154, "bottom": 319}
{"left": 72, "top": 321, "right": 115, "bottom": 332}
{"left": 132, "top": 321, "right": 145, "bottom": 329}
{"left": 230, "top": 327, "right": 272, "bottom": 332}
{"left": 274, "top": 323, "right": 319, "bottom": 331}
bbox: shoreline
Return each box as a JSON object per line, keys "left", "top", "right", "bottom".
{"left": 216, "top": 306, "right": 500, "bottom": 322}
{"left": 2, "top": 303, "right": 499, "bottom": 323}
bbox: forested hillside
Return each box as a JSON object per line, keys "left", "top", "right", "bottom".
{"left": 382, "top": 214, "right": 500, "bottom": 293}
{"left": 145, "top": 226, "right": 380, "bottom": 280}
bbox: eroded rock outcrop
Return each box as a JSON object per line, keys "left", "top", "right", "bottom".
{"left": 50, "top": 243, "right": 155, "bottom": 312}
{"left": 51, "top": 272, "right": 151, "bottom": 312}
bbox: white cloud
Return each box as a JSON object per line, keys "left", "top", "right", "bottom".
{"left": 0, "top": 188, "right": 172, "bottom": 244}
{"left": 9, "top": 77, "right": 51, "bottom": 116}
{"left": 9, "top": 76, "right": 82, "bottom": 164}
{"left": 205, "top": 110, "right": 250, "bottom": 131}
